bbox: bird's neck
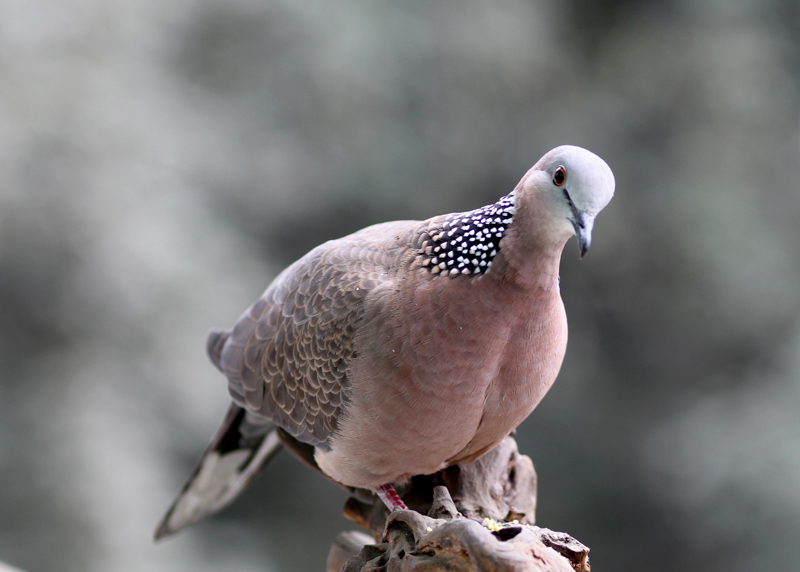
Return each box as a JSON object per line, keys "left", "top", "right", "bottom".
{"left": 416, "top": 193, "right": 569, "bottom": 289}
{"left": 417, "top": 194, "right": 517, "bottom": 278}
{"left": 487, "top": 231, "right": 567, "bottom": 292}
{"left": 486, "top": 188, "right": 573, "bottom": 291}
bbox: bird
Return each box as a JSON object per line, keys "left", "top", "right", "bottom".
{"left": 154, "top": 144, "right": 614, "bottom": 539}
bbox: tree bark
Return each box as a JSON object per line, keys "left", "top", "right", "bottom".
{"left": 321, "top": 437, "right": 590, "bottom": 572}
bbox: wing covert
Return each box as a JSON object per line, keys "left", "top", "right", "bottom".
{"left": 217, "top": 221, "right": 415, "bottom": 448}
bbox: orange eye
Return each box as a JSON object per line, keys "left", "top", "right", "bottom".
{"left": 553, "top": 166, "right": 566, "bottom": 186}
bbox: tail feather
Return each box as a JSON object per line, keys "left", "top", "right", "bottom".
{"left": 154, "top": 404, "right": 281, "bottom": 540}
{"left": 206, "top": 328, "right": 230, "bottom": 372}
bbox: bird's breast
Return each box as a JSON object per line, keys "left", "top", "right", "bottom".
{"left": 316, "top": 268, "right": 567, "bottom": 490}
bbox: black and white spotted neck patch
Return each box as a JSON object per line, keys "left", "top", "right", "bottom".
{"left": 418, "top": 193, "right": 516, "bottom": 277}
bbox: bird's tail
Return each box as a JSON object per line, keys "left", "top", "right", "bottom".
{"left": 154, "top": 403, "right": 282, "bottom": 540}
{"left": 206, "top": 328, "right": 230, "bottom": 372}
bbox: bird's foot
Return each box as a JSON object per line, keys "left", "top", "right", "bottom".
{"left": 375, "top": 484, "right": 408, "bottom": 511}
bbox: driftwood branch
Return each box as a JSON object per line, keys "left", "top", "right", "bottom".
{"left": 320, "top": 437, "right": 590, "bottom": 572}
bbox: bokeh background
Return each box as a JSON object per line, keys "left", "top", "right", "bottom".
{"left": 1, "top": 0, "right": 799, "bottom": 570}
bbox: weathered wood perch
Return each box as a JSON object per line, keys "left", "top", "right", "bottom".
{"left": 287, "top": 436, "right": 590, "bottom": 572}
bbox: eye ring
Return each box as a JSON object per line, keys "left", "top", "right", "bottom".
{"left": 553, "top": 166, "right": 566, "bottom": 186}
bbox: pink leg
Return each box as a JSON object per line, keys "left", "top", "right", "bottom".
{"left": 375, "top": 483, "right": 408, "bottom": 511}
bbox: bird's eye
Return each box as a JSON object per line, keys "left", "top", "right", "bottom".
{"left": 553, "top": 166, "right": 566, "bottom": 186}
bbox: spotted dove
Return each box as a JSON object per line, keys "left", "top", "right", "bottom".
{"left": 155, "top": 145, "right": 615, "bottom": 539}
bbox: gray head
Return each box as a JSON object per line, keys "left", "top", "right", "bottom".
{"left": 517, "top": 145, "right": 615, "bottom": 257}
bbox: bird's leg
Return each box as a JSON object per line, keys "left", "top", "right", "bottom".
{"left": 375, "top": 483, "right": 408, "bottom": 511}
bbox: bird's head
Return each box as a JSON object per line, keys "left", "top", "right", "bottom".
{"left": 516, "top": 145, "right": 615, "bottom": 258}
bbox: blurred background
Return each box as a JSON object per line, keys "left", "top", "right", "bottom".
{"left": 1, "top": 0, "right": 799, "bottom": 570}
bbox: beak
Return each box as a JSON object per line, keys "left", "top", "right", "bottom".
{"left": 571, "top": 215, "right": 593, "bottom": 259}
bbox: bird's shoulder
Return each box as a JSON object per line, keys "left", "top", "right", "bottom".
{"left": 271, "top": 219, "right": 423, "bottom": 301}
{"left": 219, "top": 218, "right": 434, "bottom": 447}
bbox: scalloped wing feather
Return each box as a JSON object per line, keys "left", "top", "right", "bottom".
{"left": 217, "top": 221, "right": 417, "bottom": 448}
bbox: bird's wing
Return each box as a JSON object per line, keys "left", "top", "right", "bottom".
{"left": 154, "top": 403, "right": 281, "bottom": 540}
{"left": 218, "top": 220, "right": 416, "bottom": 448}
{"left": 155, "top": 221, "right": 419, "bottom": 539}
